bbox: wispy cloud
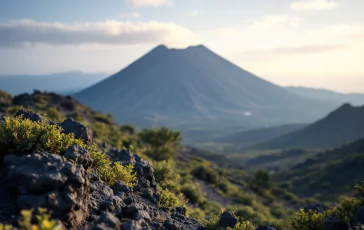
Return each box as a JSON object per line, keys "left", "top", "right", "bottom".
{"left": 0, "top": 20, "right": 198, "bottom": 48}
{"left": 291, "top": 0, "right": 339, "bottom": 11}
{"left": 120, "top": 12, "right": 142, "bottom": 19}
{"left": 189, "top": 10, "right": 200, "bottom": 16}
{"left": 271, "top": 44, "right": 348, "bottom": 54}
{"left": 129, "top": 0, "right": 172, "bottom": 7}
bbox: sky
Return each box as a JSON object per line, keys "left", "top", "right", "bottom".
{"left": 0, "top": 0, "right": 363, "bottom": 93}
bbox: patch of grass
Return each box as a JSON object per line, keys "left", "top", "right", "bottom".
{"left": 157, "top": 189, "right": 187, "bottom": 209}
{"left": 0, "top": 115, "right": 136, "bottom": 187}
{"left": 153, "top": 161, "right": 181, "bottom": 192}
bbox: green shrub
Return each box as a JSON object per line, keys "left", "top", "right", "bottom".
{"left": 0, "top": 116, "right": 82, "bottom": 160}
{"left": 192, "top": 165, "right": 219, "bottom": 184}
{"left": 289, "top": 209, "right": 326, "bottom": 230}
{"left": 201, "top": 209, "right": 223, "bottom": 230}
{"left": 0, "top": 115, "right": 136, "bottom": 187}
{"left": 326, "top": 197, "right": 363, "bottom": 227}
{"left": 153, "top": 161, "right": 181, "bottom": 192}
{"left": 227, "top": 221, "right": 255, "bottom": 230}
{"left": 157, "top": 189, "right": 187, "bottom": 209}
{"left": 0, "top": 208, "right": 62, "bottom": 230}
{"left": 181, "top": 183, "right": 203, "bottom": 204}
{"left": 138, "top": 127, "right": 182, "bottom": 161}
{"left": 18, "top": 209, "right": 62, "bottom": 230}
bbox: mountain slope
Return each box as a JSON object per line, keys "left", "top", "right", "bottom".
{"left": 74, "top": 45, "right": 339, "bottom": 131}
{"left": 0, "top": 71, "right": 107, "bottom": 95}
{"left": 287, "top": 86, "right": 364, "bottom": 106}
{"left": 215, "top": 123, "right": 307, "bottom": 146}
{"left": 277, "top": 137, "right": 364, "bottom": 201}
{"left": 252, "top": 103, "right": 364, "bottom": 150}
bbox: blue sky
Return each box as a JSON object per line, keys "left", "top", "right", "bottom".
{"left": 0, "top": 0, "right": 363, "bottom": 92}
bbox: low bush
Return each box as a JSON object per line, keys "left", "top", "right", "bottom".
{"left": 289, "top": 209, "right": 326, "bottom": 230}
{"left": 0, "top": 208, "right": 62, "bottom": 230}
{"left": 0, "top": 115, "right": 136, "bottom": 187}
{"left": 181, "top": 183, "right": 203, "bottom": 204}
{"left": 153, "top": 161, "right": 181, "bottom": 192}
{"left": 157, "top": 189, "right": 187, "bottom": 209}
{"left": 192, "top": 165, "right": 219, "bottom": 184}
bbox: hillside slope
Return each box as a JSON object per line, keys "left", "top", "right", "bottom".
{"left": 74, "top": 45, "right": 339, "bottom": 131}
{"left": 252, "top": 103, "right": 364, "bottom": 150}
{"left": 277, "top": 137, "right": 364, "bottom": 201}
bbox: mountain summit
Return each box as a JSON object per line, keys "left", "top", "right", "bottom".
{"left": 74, "top": 44, "right": 338, "bottom": 131}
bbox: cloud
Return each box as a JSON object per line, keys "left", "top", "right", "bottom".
{"left": 291, "top": 0, "right": 339, "bottom": 11}
{"left": 120, "top": 12, "right": 142, "bottom": 18}
{"left": 189, "top": 10, "right": 200, "bottom": 16}
{"left": 129, "top": 0, "right": 171, "bottom": 7}
{"left": 0, "top": 19, "right": 199, "bottom": 48}
{"left": 270, "top": 44, "right": 349, "bottom": 54}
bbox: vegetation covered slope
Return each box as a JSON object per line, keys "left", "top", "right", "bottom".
{"left": 214, "top": 124, "right": 307, "bottom": 147}
{"left": 276, "top": 137, "right": 364, "bottom": 202}
{"left": 252, "top": 103, "right": 364, "bottom": 150}
{"left": 2, "top": 89, "right": 364, "bottom": 230}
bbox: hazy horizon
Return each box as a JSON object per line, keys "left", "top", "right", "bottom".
{"left": 0, "top": 0, "right": 363, "bottom": 93}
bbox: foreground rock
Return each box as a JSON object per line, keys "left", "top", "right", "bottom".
{"left": 0, "top": 110, "right": 203, "bottom": 230}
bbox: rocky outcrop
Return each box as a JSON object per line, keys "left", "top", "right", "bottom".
{"left": 0, "top": 110, "right": 203, "bottom": 230}
{"left": 0, "top": 152, "right": 90, "bottom": 229}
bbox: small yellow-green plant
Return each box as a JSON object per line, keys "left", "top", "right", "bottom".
{"left": 288, "top": 209, "right": 326, "bottom": 230}
{"left": 18, "top": 209, "right": 62, "bottom": 230}
{"left": 153, "top": 161, "right": 181, "bottom": 192}
{"left": 0, "top": 115, "right": 136, "bottom": 187}
{"left": 0, "top": 208, "right": 62, "bottom": 230}
{"left": 227, "top": 221, "right": 255, "bottom": 230}
{"left": 157, "top": 189, "right": 187, "bottom": 209}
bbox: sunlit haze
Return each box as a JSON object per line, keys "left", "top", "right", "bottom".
{"left": 0, "top": 0, "right": 363, "bottom": 92}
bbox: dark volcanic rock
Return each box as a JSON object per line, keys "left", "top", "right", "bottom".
{"left": 324, "top": 217, "right": 349, "bottom": 230}
{"left": 64, "top": 145, "right": 93, "bottom": 170}
{"left": 91, "top": 212, "right": 121, "bottom": 230}
{"left": 219, "top": 211, "right": 238, "bottom": 228}
{"left": 256, "top": 226, "right": 276, "bottom": 230}
{"left": 1, "top": 152, "right": 90, "bottom": 229}
{"left": 353, "top": 206, "right": 364, "bottom": 227}
{"left": 60, "top": 117, "right": 93, "bottom": 146}
{"left": 15, "top": 109, "right": 55, "bottom": 124}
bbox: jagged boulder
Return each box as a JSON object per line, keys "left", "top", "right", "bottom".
{"left": 324, "top": 217, "right": 349, "bottom": 230}
{"left": 219, "top": 211, "right": 238, "bottom": 228}
{"left": 353, "top": 206, "right": 364, "bottom": 227}
{"left": 60, "top": 118, "right": 93, "bottom": 146}
{"left": 64, "top": 145, "right": 93, "bottom": 170}
{"left": 0, "top": 152, "right": 90, "bottom": 229}
{"left": 107, "top": 149, "right": 157, "bottom": 194}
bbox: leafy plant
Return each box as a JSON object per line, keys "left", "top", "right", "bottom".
{"left": 153, "top": 161, "right": 181, "bottom": 192}
{"left": 0, "top": 208, "right": 62, "bottom": 230}
{"left": 157, "top": 189, "right": 187, "bottom": 209}
{"left": 138, "top": 127, "right": 182, "bottom": 161}
{"left": 288, "top": 209, "right": 326, "bottom": 230}
{"left": 0, "top": 115, "right": 136, "bottom": 187}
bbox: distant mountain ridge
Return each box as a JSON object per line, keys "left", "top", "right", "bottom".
{"left": 252, "top": 103, "right": 364, "bottom": 150}
{"left": 214, "top": 123, "right": 307, "bottom": 147}
{"left": 287, "top": 86, "right": 364, "bottom": 106}
{"left": 74, "top": 44, "right": 340, "bottom": 132}
{"left": 0, "top": 71, "right": 107, "bottom": 95}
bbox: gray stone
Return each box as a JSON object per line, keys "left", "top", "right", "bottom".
{"left": 64, "top": 145, "right": 93, "bottom": 170}
{"left": 60, "top": 117, "right": 93, "bottom": 146}
{"left": 219, "top": 211, "right": 238, "bottom": 228}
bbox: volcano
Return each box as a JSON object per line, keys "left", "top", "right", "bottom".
{"left": 74, "top": 45, "right": 339, "bottom": 131}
